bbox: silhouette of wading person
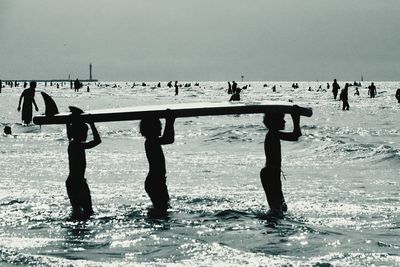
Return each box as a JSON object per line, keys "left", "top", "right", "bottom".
{"left": 340, "top": 83, "right": 350, "bottom": 110}
{"left": 17, "top": 81, "right": 39, "bottom": 125}
{"left": 66, "top": 111, "right": 101, "bottom": 219}
{"left": 332, "top": 79, "right": 340, "bottom": 100}
{"left": 261, "top": 108, "right": 302, "bottom": 217}
{"left": 140, "top": 111, "right": 175, "bottom": 211}
{"left": 368, "top": 82, "right": 377, "bottom": 98}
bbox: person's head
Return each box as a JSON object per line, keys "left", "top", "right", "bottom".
{"left": 140, "top": 117, "right": 162, "bottom": 137}
{"left": 3, "top": 126, "right": 12, "bottom": 135}
{"left": 30, "top": 81, "right": 37, "bottom": 89}
{"left": 334, "top": 79, "right": 337, "bottom": 82}
{"left": 263, "top": 113, "right": 285, "bottom": 130}
{"left": 345, "top": 83, "right": 349, "bottom": 88}
{"left": 68, "top": 122, "right": 89, "bottom": 142}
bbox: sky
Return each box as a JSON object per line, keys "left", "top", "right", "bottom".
{"left": 1, "top": 0, "right": 400, "bottom": 81}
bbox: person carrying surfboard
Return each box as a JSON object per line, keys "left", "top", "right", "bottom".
{"left": 140, "top": 111, "right": 175, "bottom": 212}
{"left": 261, "top": 107, "right": 302, "bottom": 217}
{"left": 66, "top": 113, "right": 101, "bottom": 219}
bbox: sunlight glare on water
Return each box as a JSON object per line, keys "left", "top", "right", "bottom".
{"left": 0, "top": 81, "right": 399, "bottom": 266}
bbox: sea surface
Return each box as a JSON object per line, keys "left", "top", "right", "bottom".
{"left": 0, "top": 81, "right": 399, "bottom": 266}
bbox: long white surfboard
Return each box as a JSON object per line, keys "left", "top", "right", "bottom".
{"left": 33, "top": 101, "right": 312, "bottom": 125}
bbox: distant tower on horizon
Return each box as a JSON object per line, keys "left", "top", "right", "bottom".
{"left": 90, "top": 63, "right": 93, "bottom": 81}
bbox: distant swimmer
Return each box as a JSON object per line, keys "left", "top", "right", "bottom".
{"left": 396, "top": 88, "right": 400, "bottom": 103}
{"left": 261, "top": 107, "right": 302, "bottom": 218}
{"left": 229, "top": 88, "right": 241, "bottom": 101}
{"left": 140, "top": 111, "right": 175, "bottom": 212}
{"left": 17, "top": 81, "right": 39, "bottom": 125}
{"left": 3, "top": 126, "right": 16, "bottom": 137}
{"left": 354, "top": 87, "right": 360, "bottom": 96}
{"left": 332, "top": 79, "right": 340, "bottom": 100}
{"left": 228, "top": 82, "right": 232, "bottom": 94}
{"left": 368, "top": 82, "right": 377, "bottom": 98}
{"left": 340, "top": 83, "right": 350, "bottom": 110}
{"left": 66, "top": 113, "right": 101, "bottom": 220}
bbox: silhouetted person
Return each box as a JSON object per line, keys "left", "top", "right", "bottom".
{"left": 140, "top": 112, "right": 175, "bottom": 211}
{"left": 228, "top": 82, "right": 232, "bottom": 94}
{"left": 327, "top": 83, "right": 330, "bottom": 90}
{"left": 232, "top": 81, "right": 238, "bottom": 94}
{"left": 0, "top": 80, "right": 2, "bottom": 93}
{"left": 354, "top": 87, "right": 360, "bottom": 96}
{"left": 272, "top": 85, "right": 276, "bottom": 92}
{"left": 396, "top": 89, "right": 400, "bottom": 103}
{"left": 3, "top": 126, "right": 14, "bottom": 137}
{"left": 17, "top": 81, "right": 39, "bottom": 125}
{"left": 340, "top": 83, "right": 350, "bottom": 110}
{"left": 74, "top": 79, "right": 81, "bottom": 92}
{"left": 66, "top": 113, "right": 101, "bottom": 219}
{"left": 332, "top": 79, "right": 340, "bottom": 100}
{"left": 261, "top": 109, "right": 302, "bottom": 217}
{"left": 229, "top": 88, "right": 241, "bottom": 101}
{"left": 157, "top": 82, "right": 161, "bottom": 88}
{"left": 174, "top": 81, "right": 179, "bottom": 96}
{"left": 368, "top": 82, "right": 377, "bottom": 98}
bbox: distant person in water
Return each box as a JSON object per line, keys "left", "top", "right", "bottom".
{"left": 17, "top": 81, "right": 39, "bottom": 125}
{"left": 396, "top": 88, "right": 400, "bottom": 103}
{"left": 3, "top": 126, "right": 14, "bottom": 137}
{"left": 232, "top": 81, "right": 238, "bottom": 94}
{"left": 368, "top": 82, "right": 377, "bottom": 98}
{"left": 340, "top": 83, "right": 350, "bottom": 110}
{"left": 140, "top": 111, "right": 175, "bottom": 211}
{"left": 66, "top": 114, "right": 101, "bottom": 219}
{"left": 229, "top": 88, "right": 241, "bottom": 101}
{"left": 354, "top": 87, "right": 360, "bottom": 96}
{"left": 261, "top": 108, "right": 302, "bottom": 217}
{"left": 332, "top": 79, "right": 340, "bottom": 100}
{"left": 228, "top": 82, "right": 232, "bottom": 94}
{"left": 174, "top": 81, "right": 179, "bottom": 96}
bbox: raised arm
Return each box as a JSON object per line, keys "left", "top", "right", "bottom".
{"left": 159, "top": 111, "right": 175, "bottom": 145}
{"left": 277, "top": 108, "right": 302, "bottom": 141}
{"left": 83, "top": 121, "right": 102, "bottom": 149}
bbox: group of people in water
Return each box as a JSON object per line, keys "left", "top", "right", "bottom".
{"left": 330, "top": 79, "right": 383, "bottom": 110}
{"left": 63, "top": 105, "right": 301, "bottom": 219}
{"left": 4, "top": 78, "right": 400, "bottom": 220}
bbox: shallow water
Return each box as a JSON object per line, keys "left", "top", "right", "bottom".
{"left": 0, "top": 81, "right": 399, "bottom": 266}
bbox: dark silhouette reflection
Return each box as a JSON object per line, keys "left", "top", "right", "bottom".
{"left": 368, "top": 82, "right": 377, "bottom": 98}
{"left": 261, "top": 108, "right": 302, "bottom": 218}
{"left": 66, "top": 108, "right": 101, "bottom": 220}
{"left": 396, "top": 88, "right": 400, "bottom": 103}
{"left": 17, "top": 81, "right": 39, "bottom": 125}
{"left": 340, "top": 83, "right": 350, "bottom": 110}
{"left": 332, "top": 79, "right": 340, "bottom": 100}
{"left": 140, "top": 111, "right": 175, "bottom": 212}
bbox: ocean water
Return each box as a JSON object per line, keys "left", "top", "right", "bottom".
{"left": 0, "top": 81, "right": 399, "bottom": 266}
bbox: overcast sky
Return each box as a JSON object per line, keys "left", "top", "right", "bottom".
{"left": 1, "top": 0, "right": 399, "bottom": 81}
